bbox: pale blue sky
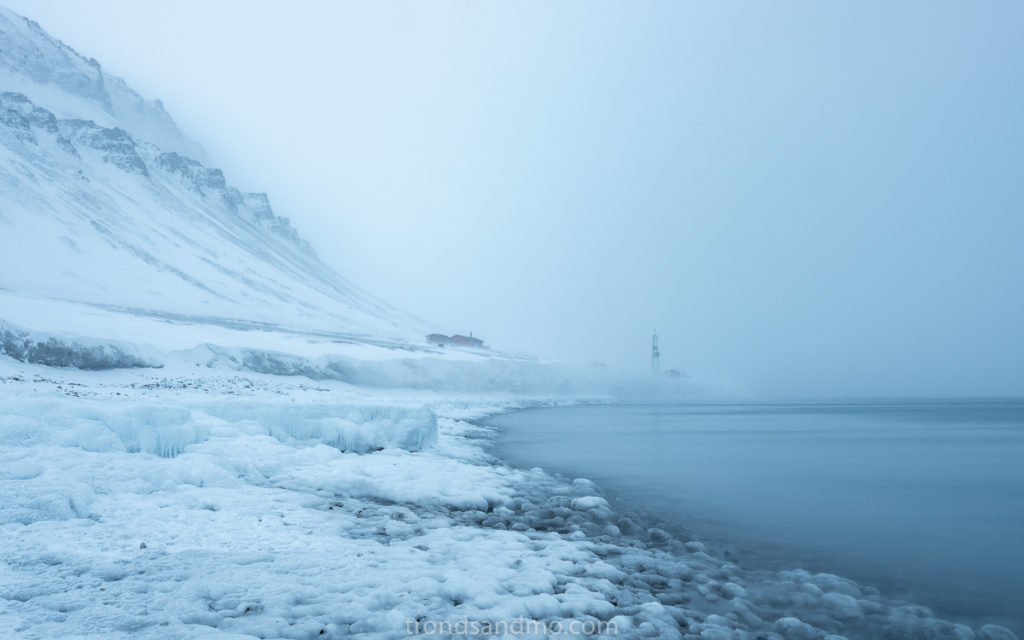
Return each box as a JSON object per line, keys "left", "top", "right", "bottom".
{"left": 7, "top": 0, "right": 1024, "bottom": 395}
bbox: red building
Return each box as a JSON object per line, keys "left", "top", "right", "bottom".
{"left": 426, "top": 333, "right": 486, "bottom": 349}
{"left": 450, "top": 333, "right": 485, "bottom": 349}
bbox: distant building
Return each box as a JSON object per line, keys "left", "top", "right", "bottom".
{"left": 450, "top": 333, "right": 485, "bottom": 349}
{"left": 426, "top": 333, "right": 452, "bottom": 347}
{"left": 426, "top": 333, "right": 486, "bottom": 349}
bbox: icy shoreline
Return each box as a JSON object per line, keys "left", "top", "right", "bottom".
{"left": 0, "top": 363, "right": 1018, "bottom": 640}
{"left": 458, "top": 411, "right": 1020, "bottom": 640}
{"left": 485, "top": 404, "right": 1024, "bottom": 639}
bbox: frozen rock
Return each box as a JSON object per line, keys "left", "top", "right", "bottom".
{"left": 721, "top": 582, "right": 747, "bottom": 599}
{"left": 571, "top": 496, "right": 610, "bottom": 511}
{"left": 811, "top": 573, "right": 862, "bottom": 598}
{"left": 774, "top": 616, "right": 820, "bottom": 640}
{"left": 821, "top": 592, "right": 863, "bottom": 621}
{"left": 979, "top": 625, "right": 1019, "bottom": 640}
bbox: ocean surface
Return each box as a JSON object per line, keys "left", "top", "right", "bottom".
{"left": 488, "top": 400, "right": 1024, "bottom": 635}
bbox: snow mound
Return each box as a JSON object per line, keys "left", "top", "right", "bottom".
{"left": 0, "top": 320, "right": 161, "bottom": 370}
{"left": 0, "top": 456, "right": 93, "bottom": 524}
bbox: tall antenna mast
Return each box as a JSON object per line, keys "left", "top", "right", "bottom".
{"left": 651, "top": 330, "right": 660, "bottom": 375}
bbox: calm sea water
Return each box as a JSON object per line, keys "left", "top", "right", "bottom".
{"left": 488, "top": 400, "right": 1024, "bottom": 634}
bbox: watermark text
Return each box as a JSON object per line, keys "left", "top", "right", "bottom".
{"left": 405, "top": 616, "right": 618, "bottom": 637}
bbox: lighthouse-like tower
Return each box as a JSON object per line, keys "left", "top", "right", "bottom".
{"left": 651, "top": 330, "right": 660, "bottom": 375}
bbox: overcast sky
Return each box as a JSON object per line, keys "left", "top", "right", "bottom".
{"left": 8, "top": 0, "right": 1024, "bottom": 396}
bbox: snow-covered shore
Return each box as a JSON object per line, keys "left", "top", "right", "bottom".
{"left": 1, "top": 359, "right": 1018, "bottom": 640}
{"left": 3, "top": 4, "right": 1019, "bottom": 638}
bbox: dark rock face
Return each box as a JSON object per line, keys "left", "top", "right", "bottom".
{"left": 0, "top": 15, "right": 112, "bottom": 110}
{"left": 0, "top": 91, "right": 76, "bottom": 152}
{"left": 155, "top": 151, "right": 225, "bottom": 190}
{"left": 0, "top": 104, "right": 33, "bottom": 142}
{"left": 152, "top": 153, "right": 306, "bottom": 248}
{"left": 0, "top": 8, "right": 206, "bottom": 160}
{"left": 242, "top": 192, "right": 274, "bottom": 220}
{"left": 0, "top": 92, "right": 309, "bottom": 253}
{"left": 0, "top": 92, "right": 58, "bottom": 133}
{"left": 153, "top": 150, "right": 200, "bottom": 175}
{"left": 59, "top": 119, "right": 149, "bottom": 176}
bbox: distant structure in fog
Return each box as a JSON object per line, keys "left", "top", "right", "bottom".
{"left": 426, "top": 332, "right": 486, "bottom": 349}
{"left": 451, "top": 333, "right": 485, "bottom": 348}
{"left": 426, "top": 333, "right": 451, "bottom": 347}
{"left": 651, "top": 330, "right": 660, "bottom": 374}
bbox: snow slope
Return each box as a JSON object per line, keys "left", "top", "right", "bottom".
{"left": 0, "top": 2, "right": 578, "bottom": 395}
{"left": 0, "top": 4, "right": 428, "bottom": 346}
{"left": 0, "top": 6, "right": 204, "bottom": 160}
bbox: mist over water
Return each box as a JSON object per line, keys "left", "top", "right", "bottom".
{"left": 490, "top": 400, "right": 1024, "bottom": 635}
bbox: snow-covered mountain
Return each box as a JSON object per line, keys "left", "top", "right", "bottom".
{"left": 0, "top": 4, "right": 428, "bottom": 344}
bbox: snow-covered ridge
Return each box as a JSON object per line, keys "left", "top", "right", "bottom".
{"left": 1, "top": 91, "right": 309, "bottom": 250}
{"left": 0, "top": 4, "right": 436, "bottom": 344}
{"left": 0, "top": 4, "right": 205, "bottom": 159}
